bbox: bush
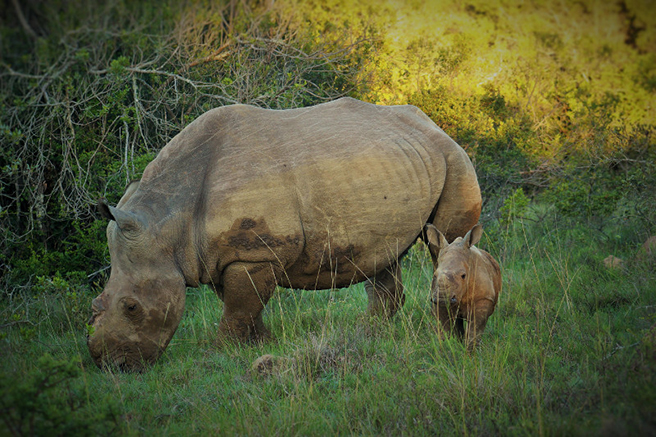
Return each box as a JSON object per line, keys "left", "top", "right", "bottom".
{"left": 0, "top": 354, "right": 120, "bottom": 436}
{"left": 408, "top": 86, "right": 536, "bottom": 220}
{"left": 408, "top": 82, "right": 656, "bottom": 238}
{"left": 499, "top": 187, "right": 530, "bottom": 228}
{"left": 0, "top": 0, "right": 374, "bottom": 295}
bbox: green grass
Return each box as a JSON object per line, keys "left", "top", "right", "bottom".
{"left": 2, "top": 213, "right": 656, "bottom": 435}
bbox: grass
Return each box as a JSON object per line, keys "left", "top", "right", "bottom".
{"left": 2, "top": 210, "right": 656, "bottom": 436}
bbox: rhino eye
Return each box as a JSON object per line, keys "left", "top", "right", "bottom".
{"left": 122, "top": 298, "right": 143, "bottom": 320}
{"left": 461, "top": 274, "right": 466, "bottom": 279}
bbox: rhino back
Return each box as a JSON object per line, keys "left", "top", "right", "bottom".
{"left": 130, "top": 98, "right": 460, "bottom": 288}
{"left": 469, "top": 247, "right": 502, "bottom": 304}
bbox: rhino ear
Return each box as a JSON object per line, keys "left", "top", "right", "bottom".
{"left": 425, "top": 224, "right": 449, "bottom": 262}
{"left": 464, "top": 224, "right": 483, "bottom": 248}
{"left": 98, "top": 198, "right": 114, "bottom": 221}
{"left": 98, "top": 198, "right": 143, "bottom": 235}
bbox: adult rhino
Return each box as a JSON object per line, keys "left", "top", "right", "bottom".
{"left": 87, "top": 97, "right": 481, "bottom": 371}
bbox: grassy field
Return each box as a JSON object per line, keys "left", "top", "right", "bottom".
{"left": 2, "top": 211, "right": 655, "bottom": 436}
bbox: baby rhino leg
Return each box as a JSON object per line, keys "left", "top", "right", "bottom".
{"left": 464, "top": 301, "right": 494, "bottom": 349}
{"left": 365, "top": 261, "right": 405, "bottom": 318}
{"left": 217, "top": 262, "right": 278, "bottom": 344}
{"left": 434, "top": 304, "right": 464, "bottom": 339}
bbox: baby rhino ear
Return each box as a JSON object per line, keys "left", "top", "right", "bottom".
{"left": 424, "top": 224, "right": 449, "bottom": 263}
{"left": 463, "top": 224, "right": 483, "bottom": 248}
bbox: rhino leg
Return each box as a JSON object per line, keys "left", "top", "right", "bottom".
{"left": 434, "top": 305, "right": 464, "bottom": 339}
{"left": 365, "top": 261, "right": 405, "bottom": 318}
{"left": 464, "top": 317, "right": 487, "bottom": 351}
{"left": 454, "top": 316, "right": 465, "bottom": 340}
{"left": 464, "top": 302, "right": 493, "bottom": 349}
{"left": 217, "top": 262, "right": 278, "bottom": 344}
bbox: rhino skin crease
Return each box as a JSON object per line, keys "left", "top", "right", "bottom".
{"left": 88, "top": 98, "right": 481, "bottom": 371}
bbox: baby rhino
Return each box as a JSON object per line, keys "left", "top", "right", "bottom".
{"left": 425, "top": 224, "right": 501, "bottom": 348}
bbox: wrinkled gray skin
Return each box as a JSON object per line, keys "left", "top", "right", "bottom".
{"left": 88, "top": 97, "right": 481, "bottom": 371}
{"left": 425, "top": 224, "right": 501, "bottom": 348}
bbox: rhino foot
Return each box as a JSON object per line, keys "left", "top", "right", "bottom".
{"left": 215, "top": 319, "right": 272, "bottom": 347}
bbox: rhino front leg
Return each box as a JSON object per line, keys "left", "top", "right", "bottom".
{"left": 217, "top": 262, "right": 278, "bottom": 344}
{"left": 365, "top": 261, "right": 405, "bottom": 318}
{"left": 464, "top": 302, "right": 493, "bottom": 349}
{"left": 434, "top": 304, "right": 463, "bottom": 339}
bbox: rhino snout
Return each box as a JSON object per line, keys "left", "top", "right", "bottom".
{"left": 88, "top": 297, "right": 106, "bottom": 327}
{"left": 91, "top": 296, "right": 106, "bottom": 314}
{"left": 432, "top": 289, "right": 458, "bottom": 305}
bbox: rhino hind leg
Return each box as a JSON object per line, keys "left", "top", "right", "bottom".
{"left": 365, "top": 261, "right": 405, "bottom": 318}
{"left": 217, "top": 261, "right": 278, "bottom": 344}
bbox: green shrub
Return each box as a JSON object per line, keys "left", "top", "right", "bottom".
{"left": 0, "top": 0, "right": 373, "bottom": 295}
{"left": 407, "top": 86, "right": 536, "bottom": 210}
{"left": 499, "top": 187, "right": 530, "bottom": 228}
{"left": 0, "top": 354, "right": 120, "bottom": 436}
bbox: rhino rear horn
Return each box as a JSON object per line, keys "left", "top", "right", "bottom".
{"left": 98, "top": 198, "right": 143, "bottom": 235}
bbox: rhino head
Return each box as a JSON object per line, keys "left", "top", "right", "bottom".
{"left": 425, "top": 224, "right": 483, "bottom": 306}
{"left": 87, "top": 194, "right": 186, "bottom": 372}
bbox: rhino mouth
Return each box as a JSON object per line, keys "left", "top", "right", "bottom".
{"left": 107, "top": 355, "right": 145, "bottom": 373}
{"left": 94, "top": 348, "right": 149, "bottom": 373}
{"left": 87, "top": 332, "right": 153, "bottom": 373}
{"left": 432, "top": 291, "right": 459, "bottom": 306}
{"left": 87, "top": 314, "right": 98, "bottom": 329}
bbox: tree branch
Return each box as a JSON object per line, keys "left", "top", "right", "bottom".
{"left": 10, "top": 0, "right": 38, "bottom": 40}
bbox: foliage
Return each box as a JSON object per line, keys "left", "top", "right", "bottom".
{"left": 499, "top": 187, "right": 530, "bottom": 228}
{"left": 0, "top": 0, "right": 376, "bottom": 293}
{"left": 0, "top": 354, "right": 119, "bottom": 436}
{"left": 2, "top": 0, "right": 655, "bottom": 295}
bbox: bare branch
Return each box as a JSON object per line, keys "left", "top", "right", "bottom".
{"left": 10, "top": 0, "right": 37, "bottom": 40}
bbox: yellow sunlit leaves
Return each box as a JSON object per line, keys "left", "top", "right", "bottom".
{"left": 287, "top": 0, "right": 654, "bottom": 130}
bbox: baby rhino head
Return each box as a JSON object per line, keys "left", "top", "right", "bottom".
{"left": 424, "top": 224, "right": 483, "bottom": 307}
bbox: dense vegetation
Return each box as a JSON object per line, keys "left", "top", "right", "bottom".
{"left": 1, "top": 0, "right": 655, "bottom": 435}
{"left": 0, "top": 0, "right": 376, "bottom": 290}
